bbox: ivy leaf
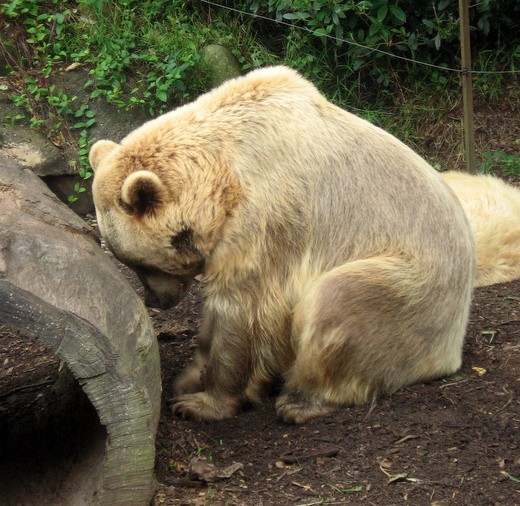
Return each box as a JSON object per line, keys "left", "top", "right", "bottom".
{"left": 156, "top": 90, "right": 168, "bottom": 102}
{"left": 389, "top": 5, "right": 406, "bottom": 23}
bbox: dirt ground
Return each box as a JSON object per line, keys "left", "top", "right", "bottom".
{"left": 1, "top": 249, "right": 518, "bottom": 506}
{"left": 148, "top": 274, "right": 520, "bottom": 506}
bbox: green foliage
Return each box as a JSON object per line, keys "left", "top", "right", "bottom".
{"left": 67, "top": 0, "right": 210, "bottom": 112}
{"left": 480, "top": 150, "right": 520, "bottom": 176}
{"left": 243, "top": 0, "right": 519, "bottom": 101}
{"left": 2, "top": 0, "right": 75, "bottom": 75}
{"left": 1, "top": 0, "right": 519, "bottom": 206}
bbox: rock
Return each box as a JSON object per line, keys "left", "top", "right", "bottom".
{"left": 0, "top": 125, "right": 73, "bottom": 175}
{"left": 50, "top": 69, "right": 152, "bottom": 143}
{"left": 200, "top": 44, "right": 242, "bottom": 88}
{"left": 0, "top": 69, "right": 154, "bottom": 214}
{"left": 0, "top": 155, "right": 161, "bottom": 505}
{"left": 43, "top": 173, "right": 95, "bottom": 216}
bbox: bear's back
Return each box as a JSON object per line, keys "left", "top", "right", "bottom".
{"left": 204, "top": 68, "right": 472, "bottom": 270}
{"left": 119, "top": 66, "right": 474, "bottom": 276}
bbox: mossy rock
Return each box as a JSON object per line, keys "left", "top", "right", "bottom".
{"left": 200, "top": 44, "right": 242, "bottom": 88}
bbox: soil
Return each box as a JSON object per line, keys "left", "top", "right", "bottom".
{"left": 149, "top": 278, "right": 520, "bottom": 506}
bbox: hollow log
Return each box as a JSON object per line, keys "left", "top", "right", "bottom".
{"left": 0, "top": 155, "right": 161, "bottom": 505}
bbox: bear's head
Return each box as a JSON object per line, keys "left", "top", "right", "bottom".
{"left": 89, "top": 138, "right": 241, "bottom": 309}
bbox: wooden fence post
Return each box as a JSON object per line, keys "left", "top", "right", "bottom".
{"left": 459, "top": 0, "right": 477, "bottom": 173}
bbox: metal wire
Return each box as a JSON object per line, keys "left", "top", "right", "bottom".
{"left": 200, "top": 0, "right": 520, "bottom": 75}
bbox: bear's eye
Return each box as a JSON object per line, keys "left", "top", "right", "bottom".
{"left": 171, "top": 227, "right": 198, "bottom": 254}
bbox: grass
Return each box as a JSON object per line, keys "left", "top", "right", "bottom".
{"left": 480, "top": 150, "right": 520, "bottom": 176}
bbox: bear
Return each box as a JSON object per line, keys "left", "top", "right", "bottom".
{"left": 89, "top": 66, "right": 476, "bottom": 424}
{"left": 441, "top": 171, "right": 520, "bottom": 288}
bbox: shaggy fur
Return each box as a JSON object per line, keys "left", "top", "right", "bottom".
{"left": 90, "top": 66, "right": 476, "bottom": 424}
{"left": 442, "top": 171, "right": 520, "bottom": 287}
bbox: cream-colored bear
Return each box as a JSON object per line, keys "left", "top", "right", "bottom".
{"left": 441, "top": 171, "right": 520, "bottom": 287}
{"left": 89, "top": 66, "right": 476, "bottom": 424}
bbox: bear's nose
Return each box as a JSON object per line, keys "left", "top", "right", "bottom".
{"left": 143, "top": 286, "right": 163, "bottom": 309}
{"left": 143, "top": 285, "right": 185, "bottom": 310}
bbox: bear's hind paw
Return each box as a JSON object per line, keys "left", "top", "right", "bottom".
{"left": 275, "top": 391, "right": 337, "bottom": 425}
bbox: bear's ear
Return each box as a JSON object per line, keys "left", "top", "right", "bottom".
{"left": 120, "top": 170, "right": 166, "bottom": 216}
{"left": 89, "top": 140, "right": 118, "bottom": 172}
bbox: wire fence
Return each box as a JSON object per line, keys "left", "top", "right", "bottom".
{"left": 200, "top": 0, "right": 520, "bottom": 76}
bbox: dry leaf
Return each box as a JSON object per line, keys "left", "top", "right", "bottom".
{"left": 217, "top": 462, "right": 244, "bottom": 479}
{"left": 188, "top": 457, "right": 243, "bottom": 482}
{"left": 189, "top": 457, "right": 218, "bottom": 482}
{"left": 170, "top": 459, "right": 187, "bottom": 473}
{"left": 377, "top": 458, "right": 392, "bottom": 470}
{"left": 387, "top": 472, "right": 422, "bottom": 485}
{"left": 64, "top": 62, "right": 83, "bottom": 71}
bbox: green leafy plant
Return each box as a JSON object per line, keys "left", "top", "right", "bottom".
{"left": 480, "top": 150, "right": 520, "bottom": 176}
{"left": 67, "top": 105, "right": 95, "bottom": 203}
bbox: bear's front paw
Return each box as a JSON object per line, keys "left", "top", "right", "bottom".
{"left": 275, "top": 391, "right": 337, "bottom": 425}
{"left": 170, "top": 392, "right": 240, "bottom": 422}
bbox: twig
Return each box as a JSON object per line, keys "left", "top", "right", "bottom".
{"left": 439, "top": 378, "right": 470, "bottom": 389}
{"left": 394, "top": 434, "right": 419, "bottom": 445}
{"left": 363, "top": 396, "right": 378, "bottom": 420}
{"left": 492, "top": 396, "right": 514, "bottom": 418}
{"left": 496, "top": 319, "right": 520, "bottom": 326}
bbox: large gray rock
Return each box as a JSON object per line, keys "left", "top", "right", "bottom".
{"left": 0, "top": 89, "right": 74, "bottom": 176}
{"left": 0, "top": 155, "right": 161, "bottom": 505}
{"left": 0, "top": 124, "right": 72, "bottom": 175}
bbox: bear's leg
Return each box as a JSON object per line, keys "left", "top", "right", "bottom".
{"left": 173, "top": 314, "right": 213, "bottom": 395}
{"left": 276, "top": 255, "right": 467, "bottom": 424}
{"left": 171, "top": 308, "right": 252, "bottom": 421}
